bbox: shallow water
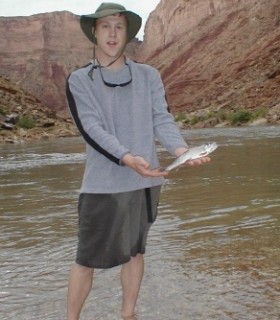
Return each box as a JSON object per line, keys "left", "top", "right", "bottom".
{"left": 0, "top": 126, "right": 279, "bottom": 320}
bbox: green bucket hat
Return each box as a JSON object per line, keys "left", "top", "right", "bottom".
{"left": 80, "top": 2, "right": 142, "bottom": 44}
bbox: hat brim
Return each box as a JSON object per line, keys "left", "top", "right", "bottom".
{"left": 80, "top": 10, "right": 142, "bottom": 44}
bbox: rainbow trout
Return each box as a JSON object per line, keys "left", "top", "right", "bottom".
{"left": 164, "top": 142, "right": 218, "bottom": 172}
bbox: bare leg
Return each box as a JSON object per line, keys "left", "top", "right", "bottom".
{"left": 120, "top": 254, "right": 144, "bottom": 318}
{"left": 67, "top": 263, "right": 94, "bottom": 320}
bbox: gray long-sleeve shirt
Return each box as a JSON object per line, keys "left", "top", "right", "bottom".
{"left": 66, "top": 58, "right": 188, "bottom": 193}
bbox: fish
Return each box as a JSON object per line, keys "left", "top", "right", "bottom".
{"left": 164, "top": 142, "right": 218, "bottom": 172}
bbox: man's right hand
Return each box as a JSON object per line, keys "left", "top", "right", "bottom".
{"left": 121, "top": 154, "right": 168, "bottom": 178}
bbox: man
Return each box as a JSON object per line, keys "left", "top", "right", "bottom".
{"left": 66, "top": 3, "right": 209, "bottom": 319}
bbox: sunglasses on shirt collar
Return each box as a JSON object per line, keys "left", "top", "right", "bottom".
{"left": 87, "top": 61, "right": 132, "bottom": 88}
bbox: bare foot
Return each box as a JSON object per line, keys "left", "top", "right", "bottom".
{"left": 122, "top": 314, "right": 137, "bottom": 320}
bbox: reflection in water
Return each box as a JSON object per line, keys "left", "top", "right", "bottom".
{"left": 0, "top": 127, "right": 280, "bottom": 319}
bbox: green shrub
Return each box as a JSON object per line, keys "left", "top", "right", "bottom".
{"left": 253, "top": 107, "right": 267, "bottom": 119}
{"left": 174, "top": 112, "right": 187, "bottom": 122}
{"left": 230, "top": 109, "right": 253, "bottom": 125}
{"left": 174, "top": 107, "right": 267, "bottom": 127}
{"left": 190, "top": 115, "right": 201, "bottom": 125}
{"left": 17, "top": 115, "right": 35, "bottom": 129}
{"left": 216, "top": 110, "right": 228, "bottom": 121}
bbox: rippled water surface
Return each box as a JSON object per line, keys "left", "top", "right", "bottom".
{"left": 0, "top": 126, "right": 280, "bottom": 320}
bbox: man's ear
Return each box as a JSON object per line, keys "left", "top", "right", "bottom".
{"left": 92, "top": 26, "right": 97, "bottom": 44}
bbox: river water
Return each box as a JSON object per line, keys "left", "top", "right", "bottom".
{"left": 0, "top": 126, "right": 279, "bottom": 320}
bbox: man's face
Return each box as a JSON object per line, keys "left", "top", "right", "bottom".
{"left": 94, "top": 14, "right": 127, "bottom": 62}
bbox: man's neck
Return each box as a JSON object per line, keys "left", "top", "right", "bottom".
{"left": 96, "top": 53, "right": 125, "bottom": 70}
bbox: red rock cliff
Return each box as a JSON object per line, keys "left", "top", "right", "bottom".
{"left": 141, "top": 0, "right": 280, "bottom": 119}
{"left": 0, "top": 1, "right": 280, "bottom": 124}
{"left": 0, "top": 11, "right": 139, "bottom": 110}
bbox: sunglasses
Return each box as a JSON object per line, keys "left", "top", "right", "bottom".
{"left": 88, "top": 61, "right": 132, "bottom": 88}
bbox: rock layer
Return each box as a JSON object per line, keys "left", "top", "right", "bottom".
{"left": 0, "top": 0, "right": 280, "bottom": 129}
{"left": 0, "top": 11, "right": 140, "bottom": 111}
{"left": 142, "top": 0, "right": 280, "bottom": 120}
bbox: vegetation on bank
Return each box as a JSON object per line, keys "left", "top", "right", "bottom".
{"left": 174, "top": 107, "right": 268, "bottom": 127}
{"left": 0, "top": 106, "right": 35, "bottom": 129}
{"left": 0, "top": 103, "right": 77, "bottom": 143}
{"left": 17, "top": 115, "right": 35, "bottom": 129}
{"left": 0, "top": 94, "right": 278, "bottom": 144}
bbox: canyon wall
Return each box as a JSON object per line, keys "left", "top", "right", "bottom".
{"left": 141, "top": 0, "right": 280, "bottom": 117}
{"left": 142, "top": 0, "right": 248, "bottom": 59}
{"left": 0, "top": 11, "right": 139, "bottom": 110}
{"left": 0, "top": 0, "right": 280, "bottom": 122}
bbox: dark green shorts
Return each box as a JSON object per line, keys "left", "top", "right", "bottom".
{"left": 75, "top": 186, "right": 161, "bottom": 269}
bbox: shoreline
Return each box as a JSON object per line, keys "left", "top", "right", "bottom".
{"left": 1, "top": 119, "right": 279, "bottom": 145}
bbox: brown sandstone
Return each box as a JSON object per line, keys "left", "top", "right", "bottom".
{"left": 0, "top": 0, "right": 280, "bottom": 143}
{"left": 141, "top": 0, "right": 280, "bottom": 120}
{"left": 0, "top": 11, "right": 140, "bottom": 112}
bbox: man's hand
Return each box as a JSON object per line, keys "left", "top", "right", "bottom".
{"left": 174, "top": 147, "right": 211, "bottom": 167}
{"left": 121, "top": 153, "right": 168, "bottom": 177}
{"left": 186, "top": 156, "right": 211, "bottom": 166}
